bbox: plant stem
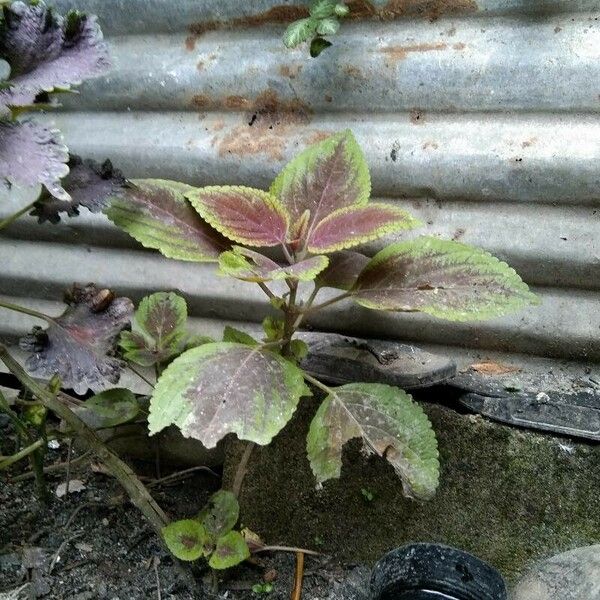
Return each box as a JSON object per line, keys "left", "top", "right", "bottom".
{"left": 302, "top": 372, "right": 333, "bottom": 395}
{"left": 0, "top": 300, "right": 54, "bottom": 324}
{"left": 291, "top": 551, "right": 305, "bottom": 600}
{"left": 281, "top": 280, "right": 299, "bottom": 357}
{"left": 293, "top": 284, "right": 320, "bottom": 330}
{"left": 127, "top": 364, "right": 155, "bottom": 388}
{"left": 0, "top": 200, "right": 37, "bottom": 231}
{"left": 0, "top": 389, "right": 48, "bottom": 500}
{"left": 302, "top": 291, "right": 352, "bottom": 314}
{"left": 257, "top": 282, "right": 276, "bottom": 300}
{"left": 0, "top": 438, "right": 44, "bottom": 470}
{"left": 0, "top": 346, "right": 169, "bottom": 536}
{"left": 253, "top": 545, "right": 321, "bottom": 557}
{"left": 231, "top": 441, "right": 255, "bottom": 498}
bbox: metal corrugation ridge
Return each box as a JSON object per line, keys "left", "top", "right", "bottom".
{"left": 1, "top": 0, "right": 598, "bottom": 371}
{"left": 50, "top": 0, "right": 600, "bottom": 36}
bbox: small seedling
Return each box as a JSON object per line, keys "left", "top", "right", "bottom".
{"left": 252, "top": 582, "right": 274, "bottom": 594}
{"left": 361, "top": 488, "right": 375, "bottom": 502}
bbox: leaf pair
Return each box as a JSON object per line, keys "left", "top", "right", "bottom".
{"left": 162, "top": 491, "right": 250, "bottom": 568}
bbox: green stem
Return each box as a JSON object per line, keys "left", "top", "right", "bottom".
{"left": 303, "top": 291, "right": 352, "bottom": 314}
{"left": 0, "top": 438, "right": 44, "bottom": 470}
{"left": 0, "top": 200, "right": 37, "bottom": 231}
{"left": 0, "top": 300, "right": 54, "bottom": 324}
{"left": 257, "top": 282, "right": 276, "bottom": 300}
{"left": 302, "top": 372, "right": 333, "bottom": 395}
{"left": 0, "top": 389, "right": 48, "bottom": 500}
{"left": 281, "top": 280, "right": 299, "bottom": 357}
{"left": 293, "top": 284, "right": 320, "bottom": 330}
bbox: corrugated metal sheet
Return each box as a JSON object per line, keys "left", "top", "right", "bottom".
{"left": 1, "top": 0, "right": 599, "bottom": 379}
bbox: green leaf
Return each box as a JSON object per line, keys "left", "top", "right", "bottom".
{"left": 84, "top": 388, "right": 139, "bottom": 428}
{"left": 307, "top": 383, "right": 439, "bottom": 500}
{"left": 120, "top": 292, "right": 188, "bottom": 366}
{"left": 352, "top": 237, "right": 539, "bottom": 321}
{"left": 270, "top": 130, "right": 370, "bottom": 240}
{"left": 187, "top": 186, "right": 289, "bottom": 248}
{"left": 198, "top": 490, "right": 239, "bottom": 539}
{"left": 310, "top": 0, "right": 337, "bottom": 18}
{"left": 209, "top": 531, "right": 250, "bottom": 570}
{"left": 252, "top": 582, "right": 274, "bottom": 594}
{"left": 148, "top": 343, "right": 310, "bottom": 448}
{"left": 316, "top": 17, "right": 340, "bottom": 36}
{"left": 334, "top": 3, "right": 350, "bottom": 17}
{"left": 222, "top": 326, "right": 259, "bottom": 346}
{"left": 262, "top": 316, "right": 285, "bottom": 342}
{"left": 290, "top": 339, "right": 309, "bottom": 361}
{"left": 106, "top": 180, "right": 229, "bottom": 262}
{"left": 283, "top": 17, "right": 317, "bottom": 48}
{"left": 162, "top": 519, "right": 208, "bottom": 561}
{"left": 310, "top": 37, "right": 333, "bottom": 57}
{"left": 23, "top": 404, "right": 47, "bottom": 427}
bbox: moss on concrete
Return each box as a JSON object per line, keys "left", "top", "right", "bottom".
{"left": 224, "top": 397, "right": 600, "bottom": 581}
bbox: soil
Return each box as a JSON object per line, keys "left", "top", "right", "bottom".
{"left": 0, "top": 416, "right": 370, "bottom": 600}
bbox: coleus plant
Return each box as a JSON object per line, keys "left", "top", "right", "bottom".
{"left": 104, "top": 130, "right": 539, "bottom": 508}
{"left": 0, "top": 0, "right": 118, "bottom": 222}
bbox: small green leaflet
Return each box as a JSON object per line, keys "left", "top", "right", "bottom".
{"left": 283, "top": 18, "right": 316, "bottom": 48}
{"left": 120, "top": 292, "right": 188, "bottom": 366}
{"left": 222, "top": 326, "right": 258, "bottom": 346}
{"left": 352, "top": 237, "right": 539, "bottom": 321}
{"left": 148, "top": 342, "right": 310, "bottom": 448}
{"left": 162, "top": 519, "right": 208, "bottom": 561}
{"left": 84, "top": 388, "right": 139, "bottom": 428}
{"left": 269, "top": 130, "right": 370, "bottom": 239}
{"left": 198, "top": 490, "right": 239, "bottom": 539}
{"left": 106, "top": 179, "right": 229, "bottom": 262}
{"left": 209, "top": 531, "right": 250, "bottom": 569}
{"left": 307, "top": 383, "right": 439, "bottom": 500}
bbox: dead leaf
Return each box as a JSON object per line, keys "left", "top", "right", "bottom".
{"left": 470, "top": 361, "right": 521, "bottom": 376}
{"left": 55, "top": 479, "right": 86, "bottom": 498}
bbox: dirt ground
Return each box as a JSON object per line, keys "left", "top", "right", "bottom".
{"left": 0, "top": 418, "right": 370, "bottom": 600}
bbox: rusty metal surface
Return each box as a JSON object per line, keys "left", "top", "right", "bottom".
{"left": 1, "top": 0, "right": 599, "bottom": 372}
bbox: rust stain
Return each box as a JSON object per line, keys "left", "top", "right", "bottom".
{"left": 343, "top": 65, "right": 364, "bottom": 78}
{"left": 381, "top": 42, "right": 447, "bottom": 65}
{"left": 453, "top": 42, "right": 466, "bottom": 50}
{"left": 521, "top": 137, "right": 537, "bottom": 148}
{"left": 185, "top": 35, "right": 197, "bottom": 51}
{"left": 422, "top": 141, "right": 438, "bottom": 150}
{"left": 279, "top": 64, "right": 303, "bottom": 79}
{"left": 191, "top": 94, "right": 210, "bottom": 109}
{"left": 308, "top": 131, "right": 334, "bottom": 144}
{"left": 410, "top": 109, "right": 425, "bottom": 124}
{"left": 225, "top": 95, "right": 251, "bottom": 110}
{"left": 347, "top": 0, "right": 477, "bottom": 21}
{"left": 212, "top": 120, "right": 225, "bottom": 132}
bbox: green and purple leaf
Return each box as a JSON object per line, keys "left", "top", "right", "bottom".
{"left": 19, "top": 284, "right": 133, "bottom": 394}
{"left": 0, "top": 2, "right": 110, "bottom": 108}
{"left": 269, "top": 130, "right": 370, "bottom": 239}
{"left": 84, "top": 388, "right": 139, "bottom": 428}
{"left": 0, "top": 119, "right": 69, "bottom": 199}
{"left": 219, "top": 247, "right": 329, "bottom": 283}
{"left": 352, "top": 237, "right": 539, "bottom": 321}
{"left": 105, "top": 179, "right": 229, "bottom": 262}
{"left": 198, "top": 490, "right": 239, "bottom": 539}
{"left": 162, "top": 519, "right": 208, "bottom": 562}
{"left": 187, "top": 186, "right": 289, "bottom": 248}
{"left": 31, "top": 155, "right": 126, "bottom": 224}
{"left": 316, "top": 250, "right": 370, "bottom": 290}
{"left": 222, "top": 326, "right": 259, "bottom": 346}
{"left": 119, "top": 292, "right": 188, "bottom": 367}
{"left": 307, "top": 203, "right": 422, "bottom": 253}
{"left": 148, "top": 342, "right": 310, "bottom": 448}
{"left": 307, "top": 383, "right": 439, "bottom": 500}
{"left": 209, "top": 531, "right": 250, "bottom": 570}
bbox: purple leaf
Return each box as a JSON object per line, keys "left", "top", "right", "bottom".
{"left": 106, "top": 179, "right": 230, "bottom": 262}
{"left": 187, "top": 186, "right": 290, "bottom": 248}
{"left": 316, "top": 250, "right": 370, "bottom": 290}
{"left": 19, "top": 284, "right": 134, "bottom": 394}
{"left": 307, "top": 203, "right": 422, "bottom": 253}
{"left": 352, "top": 237, "right": 539, "bottom": 321}
{"left": 0, "top": 2, "right": 110, "bottom": 108}
{"left": 0, "top": 118, "right": 69, "bottom": 199}
{"left": 269, "top": 130, "right": 370, "bottom": 242}
{"left": 31, "top": 154, "right": 127, "bottom": 223}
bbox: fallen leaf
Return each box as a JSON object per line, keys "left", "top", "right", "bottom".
{"left": 470, "top": 361, "right": 521, "bottom": 376}
{"left": 55, "top": 479, "right": 86, "bottom": 498}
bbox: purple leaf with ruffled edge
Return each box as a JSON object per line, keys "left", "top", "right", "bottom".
{"left": 219, "top": 246, "right": 329, "bottom": 282}
{"left": 316, "top": 250, "right": 370, "bottom": 290}
{"left": 30, "top": 154, "right": 127, "bottom": 223}
{"left": 0, "top": 2, "right": 110, "bottom": 108}
{"left": 19, "top": 284, "right": 134, "bottom": 394}
{"left": 187, "top": 186, "right": 290, "bottom": 248}
{"left": 307, "top": 203, "right": 422, "bottom": 253}
{"left": 0, "top": 118, "right": 69, "bottom": 198}
{"left": 269, "top": 130, "right": 370, "bottom": 242}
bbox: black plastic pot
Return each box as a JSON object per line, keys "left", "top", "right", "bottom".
{"left": 370, "top": 543, "right": 507, "bottom": 600}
